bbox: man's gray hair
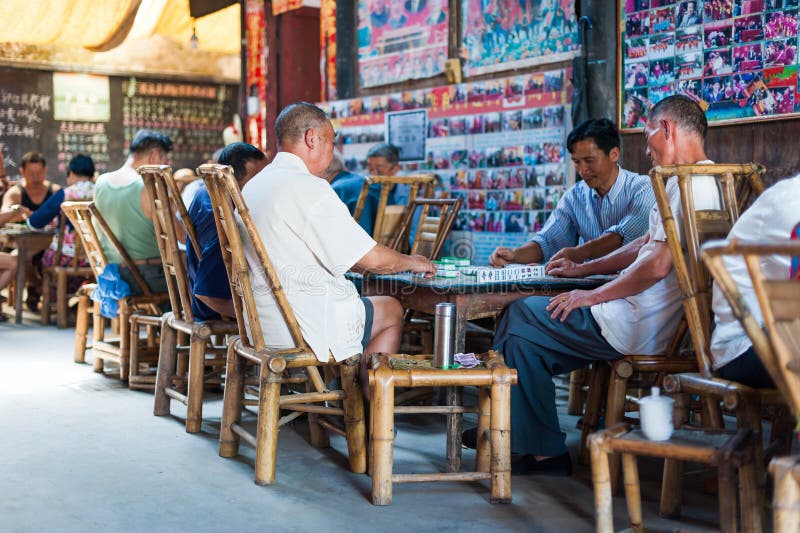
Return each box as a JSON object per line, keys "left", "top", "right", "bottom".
{"left": 366, "top": 143, "right": 400, "bottom": 165}
{"left": 274, "top": 102, "right": 330, "bottom": 146}
{"left": 649, "top": 94, "right": 708, "bottom": 139}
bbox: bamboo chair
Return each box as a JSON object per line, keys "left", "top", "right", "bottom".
{"left": 138, "top": 165, "right": 237, "bottom": 433}
{"left": 197, "top": 163, "right": 367, "bottom": 485}
{"left": 368, "top": 350, "right": 517, "bottom": 505}
{"left": 703, "top": 238, "right": 800, "bottom": 533}
{"left": 650, "top": 164, "right": 792, "bottom": 525}
{"left": 40, "top": 214, "right": 94, "bottom": 327}
{"left": 353, "top": 174, "right": 435, "bottom": 251}
{"left": 61, "top": 202, "right": 167, "bottom": 385}
{"left": 580, "top": 164, "right": 766, "bottom": 503}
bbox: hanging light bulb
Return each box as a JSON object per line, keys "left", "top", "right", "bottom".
{"left": 190, "top": 20, "right": 199, "bottom": 49}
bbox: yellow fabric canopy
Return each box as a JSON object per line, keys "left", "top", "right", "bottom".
{"left": 0, "top": 0, "right": 239, "bottom": 54}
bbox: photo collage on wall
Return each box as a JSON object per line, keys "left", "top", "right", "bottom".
{"left": 358, "top": 0, "right": 449, "bottom": 88}
{"left": 621, "top": 0, "right": 800, "bottom": 129}
{"left": 320, "top": 68, "right": 574, "bottom": 262}
{"left": 461, "top": 0, "right": 581, "bottom": 76}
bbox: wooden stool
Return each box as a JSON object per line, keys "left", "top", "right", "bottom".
{"left": 589, "top": 423, "right": 760, "bottom": 533}
{"left": 368, "top": 350, "right": 517, "bottom": 506}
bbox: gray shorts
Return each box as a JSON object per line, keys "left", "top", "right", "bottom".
{"left": 361, "top": 297, "right": 374, "bottom": 351}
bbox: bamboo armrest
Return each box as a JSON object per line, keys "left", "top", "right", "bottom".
{"left": 663, "top": 372, "right": 767, "bottom": 410}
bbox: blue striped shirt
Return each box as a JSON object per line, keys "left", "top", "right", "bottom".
{"left": 532, "top": 166, "right": 655, "bottom": 260}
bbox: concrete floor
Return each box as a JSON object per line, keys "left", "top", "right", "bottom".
{"left": 1, "top": 309, "right": 728, "bottom": 532}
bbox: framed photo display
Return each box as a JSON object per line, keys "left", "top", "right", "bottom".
{"left": 619, "top": 0, "right": 800, "bottom": 130}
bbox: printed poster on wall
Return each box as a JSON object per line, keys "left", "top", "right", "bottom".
{"left": 387, "top": 109, "right": 427, "bottom": 161}
{"left": 357, "top": 0, "right": 449, "bottom": 88}
{"left": 460, "top": 0, "right": 581, "bottom": 76}
{"left": 620, "top": 0, "right": 800, "bottom": 130}
{"left": 320, "top": 68, "right": 573, "bottom": 264}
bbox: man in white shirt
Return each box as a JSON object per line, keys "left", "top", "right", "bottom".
{"left": 709, "top": 174, "right": 800, "bottom": 387}
{"left": 464, "top": 95, "right": 718, "bottom": 476}
{"left": 240, "top": 102, "right": 435, "bottom": 379}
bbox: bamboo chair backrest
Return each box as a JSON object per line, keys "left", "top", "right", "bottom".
{"left": 197, "top": 164, "right": 308, "bottom": 353}
{"left": 353, "top": 174, "right": 436, "bottom": 249}
{"left": 650, "top": 163, "right": 765, "bottom": 378}
{"left": 389, "top": 197, "right": 462, "bottom": 259}
{"left": 702, "top": 239, "right": 800, "bottom": 418}
{"left": 139, "top": 165, "right": 201, "bottom": 323}
{"left": 61, "top": 201, "right": 154, "bottom": 297}
{"left": 50, "top": 212, "right": 88, "bottom": 270}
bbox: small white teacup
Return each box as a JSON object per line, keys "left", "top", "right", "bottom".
{"left": 639, "top": 387, "right": 674, "bottom": 441}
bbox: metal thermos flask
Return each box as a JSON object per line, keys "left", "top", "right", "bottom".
{"left": 434, "top": 303, "right": 455, "bottom": 368}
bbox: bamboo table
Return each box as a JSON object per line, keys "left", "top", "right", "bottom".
{"left": 357, "top": 270, "right": 613, "bottom": 472}
{"left": 0, "top": 228, "right": 54, "bottom": 324}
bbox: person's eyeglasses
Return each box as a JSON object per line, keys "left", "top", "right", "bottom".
{"left": 644, "top": 126, "right": 661, "bottom": 141}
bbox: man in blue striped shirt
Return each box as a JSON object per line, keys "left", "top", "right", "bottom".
{"left": 489, "top": 119, "right": 654, "bottom": 270}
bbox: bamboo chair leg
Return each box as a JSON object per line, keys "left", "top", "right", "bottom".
{"left": 56, "top": 271, "right": 68, "bottom": 328}
{"left": 186, "top": 335, "right": 207, "bottom": 433}
{"left": 737, "top": 397, "right": 766, "bottom": 532}
{"left": 580, "top": 363, "right": 610, "bottom": 465}
{"left": 567, "top": 367, "right": 588, "bottom": 416}
{"left": 73, "top": 292, "right": 90, "bottom": 363}
{"left": 605, "top": 360, "right": 632, "bottom": 493}
{"left": 489, "top": 373, "right": 512, "bottom": 504}
{"left": 219, "top": 343, "right": 246, "bottom": 459}
{"left": 660, "top": 392, "right": 689, "bottom": 517}
{"left": 371, "top": 363, "right": 395, "bottom": 506}
{"left": 718, "top": 462, "right": 738, "bottom": 533}
{"left": 40, "top": 272, "right": 51, "bottom": 326}
{"left": 590, "top": 434, "right": 615, "bottom": 533}
{"left": 771, "top": 457, "right": 800, "bottom": 533}
{"left": 475, "top": 385, "right": 491, "bottom": 473}
{"left": 128, "top": 317, "right": 141, "bottom": 386}
{"left": 118, "top": 304, "right": 131, "bottom": 380}
{"left": 92, "top": 302, "right": 105, "bottom": 373}
{"left": 307, "top": 367, "right": 330, "bottom": 448}
{"left": 739, "top": 458, "right": 763, "bottom": 533}
{"left": 341, "top": 358, "right": 367, "bottom": 474}
{"left": 622, "top": 453, "right": 644, "bottom": 533}
{"left": 254, "top": 362, "right": 282, "bottom": 485}
{"left": 154, "top": 316, "right": 177, "bottom": 417}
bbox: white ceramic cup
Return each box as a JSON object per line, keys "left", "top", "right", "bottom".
{"left": 639, "top": 387, "right": 674, "bottom": 441}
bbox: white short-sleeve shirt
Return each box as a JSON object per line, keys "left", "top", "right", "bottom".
{"left": 592, "top": 163, "right": 720, "bottom": 355}
{"left": 710, "top": 176, "right": 800, "bottom": 368}
{"left": 240, "top": 152, "right": 377, "bottom": 362}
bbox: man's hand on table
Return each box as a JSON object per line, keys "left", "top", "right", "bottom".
{"left": 488, "top": 246, "right": 516, "bottom": 267}
{"left": 546, "top": 289, "right": 599, "bottom": 322}
{"left": 408, "top": 255, "right": 437, "bottom": 277}
{"left": 545, "top": 257, "right": 588, "bottom": 278}
{"left": 1, "top": 204, "right": 31, "bottom": 224}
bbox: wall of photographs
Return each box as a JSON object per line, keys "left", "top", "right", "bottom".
{"left": 320, "top": 68, "right": 574, "bottom": 264}
{"left": 461, "top": 0, "right": 581, "bottom": 76}
{"left": 358, "top": 0, "right": 449, "bottom": 88}
{"left": 621, "top": 0, "right": 800, "bottom": 129}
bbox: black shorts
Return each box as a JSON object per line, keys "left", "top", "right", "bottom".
{"left": 361, "top": 297, "right": 374, "bottom": 351}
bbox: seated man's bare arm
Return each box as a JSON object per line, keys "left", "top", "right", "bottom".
{"left": 548, "top": 234, "right": 649, "bottom": 277}
{"left": 196, "top": 294, "right": 235, "bottom": 319}
{"left": 1, "top": 188, "right": 21, "bottom": 211}
{"left": 354, "top": 244, "right": 436, "bottom": 275}
{"left": 489, "top": 240, "right": 544, "bottom": 266}
{"left": 547, "top": 240, "right": 673, "bottom": 322}
{"left": 549, "top": 232, "right": 623, "bottom": 265}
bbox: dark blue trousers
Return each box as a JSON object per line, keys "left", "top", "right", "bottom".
{"left": 493, "top": 296, "right": 623, "bottom": 456}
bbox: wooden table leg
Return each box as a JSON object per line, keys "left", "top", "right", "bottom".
{"left": 445, "top": 295, "right": 468, "bottom": 473}
{"left": 14, "top": 238, "right": 27, "bottom": 324}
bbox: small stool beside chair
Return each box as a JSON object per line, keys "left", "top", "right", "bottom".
{"left": 368, "top": 350, "right": 517, "bottom": 506}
